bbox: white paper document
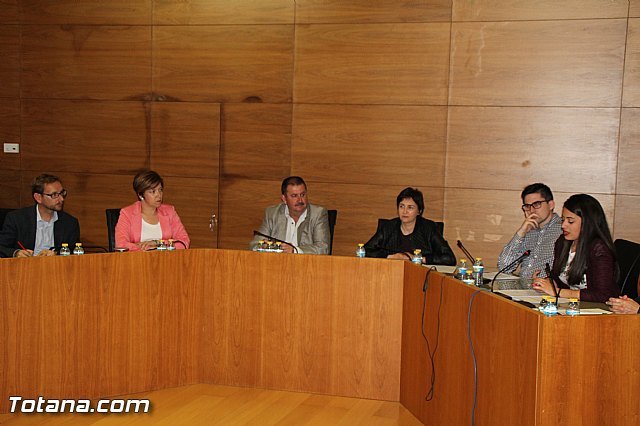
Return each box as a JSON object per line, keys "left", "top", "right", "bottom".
{"left": 483, "top": 271, "right": 521, "bottom": 281}
{"left": 497, "top": 289, "right": 569, "bottom": 305}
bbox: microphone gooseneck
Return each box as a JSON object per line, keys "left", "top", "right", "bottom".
{"left": 456, "top": 240, "right": 475, "bottom": 263}
{"left": 490, "top": 250, "right": 531, "bottom": 293}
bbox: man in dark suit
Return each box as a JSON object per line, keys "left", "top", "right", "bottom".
{"left": 0, "top": 174, "right": 80, "bottom": 258}
{"left": 249, "top": 176, "right": 330, "bottom": 254}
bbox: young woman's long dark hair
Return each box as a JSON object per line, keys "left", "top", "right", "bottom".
{"left": 552, "top": 194, "right": 617, "bottom": 286}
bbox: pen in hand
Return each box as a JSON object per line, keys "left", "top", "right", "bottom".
{"left": 17, "top": 241, "right": 33, "bottom": 257}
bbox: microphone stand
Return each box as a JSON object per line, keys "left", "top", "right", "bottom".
{"left": 545, "top": 263, "right": 560, "bottom": 306}
{"left": 456, "top": 240, "right": 475, "bottom": 262}
{"left": 490, "top": 250, "right": 531, "bottom": 293}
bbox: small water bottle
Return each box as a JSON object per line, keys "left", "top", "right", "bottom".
{"left": 157, "top": 239, "right": 167, "bottom": 251}
{"left": 455, "top": 259, "right": 468, "bottom": 280}
{"left": 411, "top": 249, "right": 423, "bottom": 265}
{"left": 356, "top": 243, "right": 366, "bottom": 258}
{"left": 472, "top": 258, "right": 484, "bottom": 286}
{"left": 274, "top": 242, "right": 283, "bottom": 253}
{"left": 167, "top": 239, "right": 176, "bottom": 251}
{"left": 462, "top": 269, "right": 475, "bottom": 285}
{"left": 73, "top": 242, "right": 84, "bottom": 255}
{"left": 566, "top": 298, "right": 580, "bottom": 316}
{"left": 538, "top": 296, "right": 549, "bottom": 312}
{"left": 543, "top": 298, "right": 558, "bottom": 316}
{"left": 59, "top": 243, "right": 71, "bottom": 256}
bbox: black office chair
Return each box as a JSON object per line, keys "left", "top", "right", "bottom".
{"left": 327, "top": 209, "right": 338, "bottom": 255}
{"left": 0, "top": 208, "right": 16, "bottom": 229}
{"left": 105, "top": 209, "right": 121, "bottom": 252}
{"left": 614, "top": 239, "right": 640, "bottom": 299}
{"left": 377, "top": 218, "right": 444, "bottom": 236}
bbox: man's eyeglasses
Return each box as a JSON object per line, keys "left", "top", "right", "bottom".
{"left": 521, "top": 200, "right": 548, "bottom": 212}
{"left": 42, "top": 189, "right": 68, "bottom": 199}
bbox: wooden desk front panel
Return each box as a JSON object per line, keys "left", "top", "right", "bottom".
{"left": 198, "top": 251, "right": 405, "bottom": 400}
{"left": 538, "top": 315, "right": 640, "bottom": 426}
{"left": 400, "top": 272, "right": 540, "bottom": 425}
{"left": 0, "top": 250, "right": 408, "bottom": 412}
{"left": 401, "top": 272, "right": 640, "bottom": 425}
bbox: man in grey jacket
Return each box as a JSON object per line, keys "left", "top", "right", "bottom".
{"left": 250, "top": 176, "right": 330, "bottom": 254}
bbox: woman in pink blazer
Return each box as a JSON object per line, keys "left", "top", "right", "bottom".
{"left": 115, "top": 170, "right": 190, "bottom": 251}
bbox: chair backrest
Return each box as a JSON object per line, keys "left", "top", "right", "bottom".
{"left": 327, "top": 209, "right": 338, "bottom": 255}
{"left": 0, "top": 208, "right": 16, "bottom": 230}
{"left": 377, "top": 218, "right": 444, "bottom": 236}
{"left": 614, "top": 238, "right": 640, "bottom": 299}
{"left": 105, "top": 209, "right": 121, "bottom": 252}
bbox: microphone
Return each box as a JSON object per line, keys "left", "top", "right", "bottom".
{"left": 490, "top": 250, "right": 531, "bottom": 293}
{"left": 253, "top": 230, "right": 298, "bottom": 253}
{"left": 545, "top": 263, "right": 560, "bottom": 306}
{"left": 456, "top": 240, "right": 475, "bottom": 262}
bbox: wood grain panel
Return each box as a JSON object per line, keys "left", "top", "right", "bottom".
{"left": 153, "top": 26, "right": 293, "bottom": 103}
{"left": 623, "top": 19, "right": 640, "bottom": 107}
{"left": 151, "top": 102, "right": 221, "bottom": 179}
{"left": 295, "top": 0, "right": 451, "bottom": 23}
{"left": 199, "top": 251, "right": 264, "bottom": 387}
{"left": 0, "top": 250, "right": 408, "bottom": 413}
{"left": 538, "top": 315, "right": 640, "bottom": 425}
{"left": 22, "top": 25, "right": 151, "bottom": 100}
{"left": 0, "top": 251, "right": 203, "bottom": 410}
{"left": 0, "top": 1, "right": 18, "bottom": 23}
{"left": 311, "top": 183, "right": 445, "bottom": 257}
{"left": 453, "top": 0, "right": 629, "bottom": 21}
{"left": 450, "top": 20, "right": 626, "bottom": 106}
{"left": 443, "top": 188, "right": 615, "bottom": 268}
{"left": 21, "top": 100, "right": 149, "bottom": 174}
{"left": 256, "top": 255, "right": 403, "bottom": 399}
{"left": 163, "top": 176, "right": 218, "bottom": 249}
{"left": 217, "top": 178, "right": 282, "bottom": 250}
{"left": 618, "top": 108, "right": 640, "bottom": 195}
{"left": 614, "top": 195, "right": 640, "bottom": 243}
{"left": 294, "top": 23, "right": 449, "bottom": 104}
{"left": 0, "top": 99, "right": 20, "bottom": 171}
{"left": 262, "top": 256, "right": 403, "bottom": 399}
{"left": 401, "top": 272, "right": 540, "bottom": 425}
{"left": 153, "top": 0, "right": 293, "bottom": 24}
{"left": 0, "top": 170, "right": 20, "bottom": 208}
{"left": 292, "top": 104, "right": 447, "bottom": 186}
{"left": 630, "top": 0, "right": 640, "bottom": 18}
{"left": 20, "top": 0, "right": 152, "bottom": 25}
{"left": 0, "top": 25, "right": 20, "bottom": 97}
{"left": 447, "top": 107, "right": 619, "bottom": 194}
{"left": 221, "top": 103, "right": 292, "bottom": 180}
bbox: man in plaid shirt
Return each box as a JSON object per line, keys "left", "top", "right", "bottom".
{"left": 498, "top": 183, "right": 562, "bottom": 278}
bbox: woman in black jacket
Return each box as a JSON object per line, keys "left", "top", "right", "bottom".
{"left": 363, "top": 187, "right": 455, "bottom": 265}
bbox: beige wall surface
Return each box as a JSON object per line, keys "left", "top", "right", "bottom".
{"left": 0, "top": 0, "right": 638, "bottom": 265}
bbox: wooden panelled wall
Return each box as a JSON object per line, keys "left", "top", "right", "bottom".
{"left": 1, "top": 1, "right": 639, "bottom": 263}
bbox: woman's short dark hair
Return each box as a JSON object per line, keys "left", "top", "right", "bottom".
{"left": 396, "top": 187, "right": 424, "bottom": 216}
{"left": 133, "top": 170, "right": 164, "bottom": 197}
{"left": 553, "top": 194, "right": 617, "bottom": 285}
